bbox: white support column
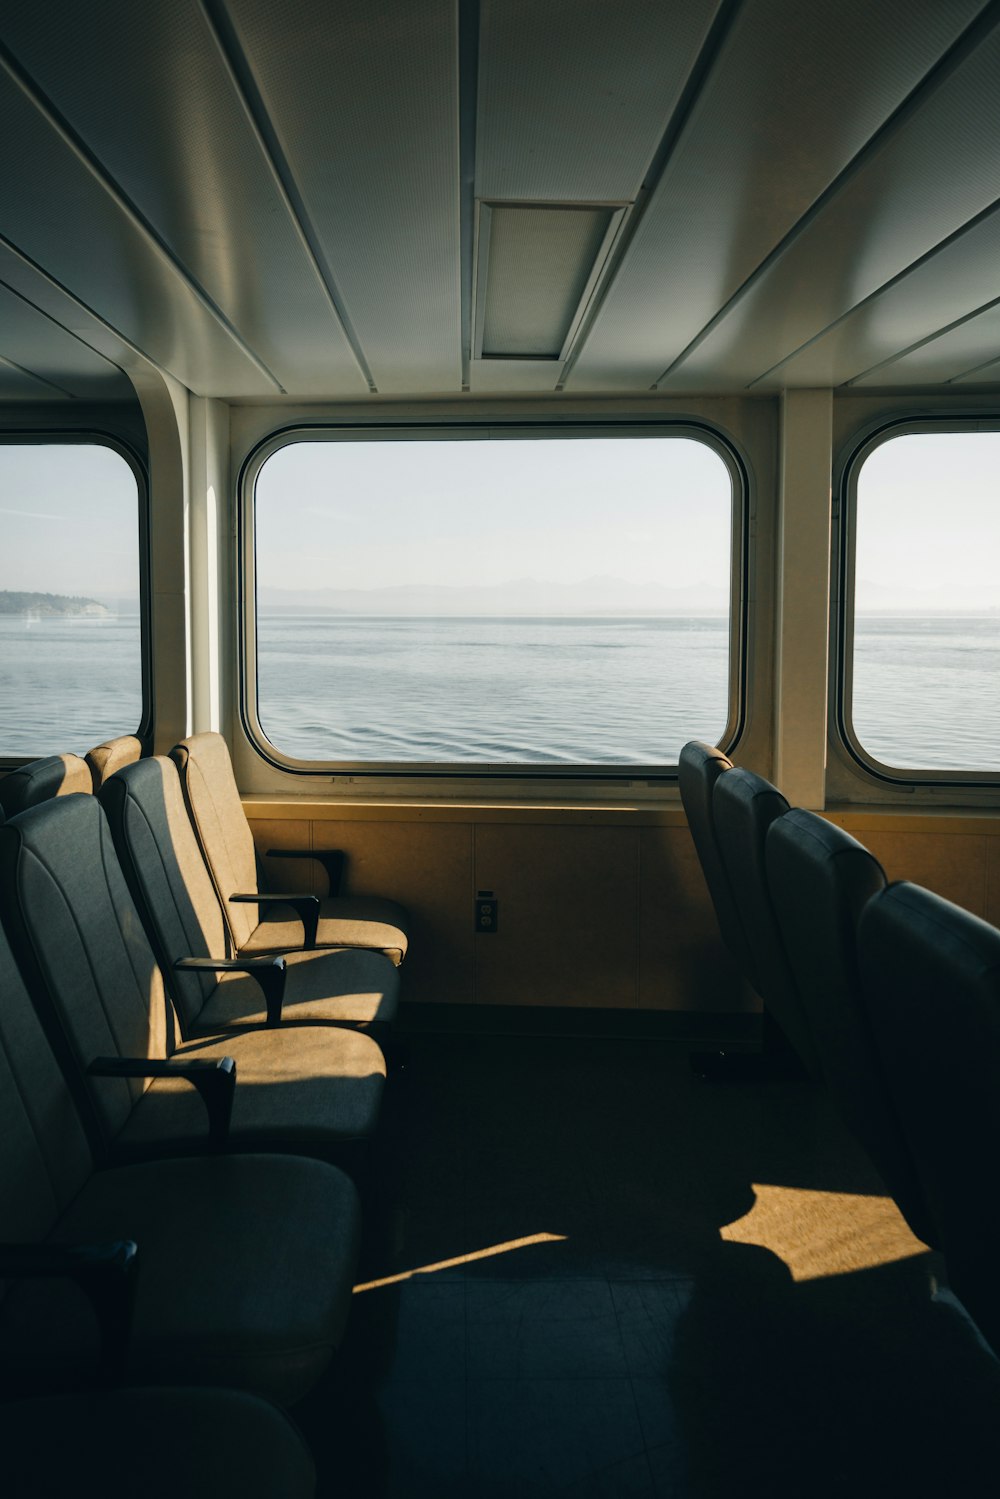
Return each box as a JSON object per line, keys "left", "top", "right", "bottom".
{"left": 130, "top": 366, "right": 192, "bottom": 754}
{"left": 188, "top": 398, "right": 230, "bottom": 734}
{"left": 773, "top": 389, "right": 832, "bottom": 809}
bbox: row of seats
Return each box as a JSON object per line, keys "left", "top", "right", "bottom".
{"left": 680, "top": 740, "right": 1000, "bottom": 1353}
{"left": 0, "top": 733, "right": 414, "bottom": 1493}
{"left": 0, "top": 730, "right": 410, "bottom": 964}
{"left": 0, "top": 735, "right": 145, "bottom": 808}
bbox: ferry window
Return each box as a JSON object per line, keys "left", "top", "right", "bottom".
{"left": 246, "top": 430, "right": 738, "bottom": 773}
{"left": 0, "top": 441, "right": 144, "bottom": 760}
{"left": 845, "top": 428, "right": 1000, "bottom": 775}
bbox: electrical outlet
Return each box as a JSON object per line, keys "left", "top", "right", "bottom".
{"left": 475, "top": 896, "right": 498, "bottom": 933}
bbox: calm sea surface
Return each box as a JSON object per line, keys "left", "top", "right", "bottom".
{"left": 2, "top": 611, "right": 998, "bottom": 771}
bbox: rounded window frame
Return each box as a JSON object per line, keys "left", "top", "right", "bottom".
{"left": 238, "top": 419, "right": 750, "bottom": 784}
{"left": 836, "top": 414, "right": 1000, "bottom": 789}
{"left": 0, "top": 429, "right": 152, "bottom": 769}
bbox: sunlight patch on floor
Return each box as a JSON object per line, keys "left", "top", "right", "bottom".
{"left": 354, "top": 1232, "right": 568, "bottom": 1292}
{"left": 720, "top": 1183, "right": 927, "bottom": 1281}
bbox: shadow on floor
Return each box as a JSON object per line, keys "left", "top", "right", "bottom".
{"left": 295, "top": 1033, "right": 1000, "bottom": 1498}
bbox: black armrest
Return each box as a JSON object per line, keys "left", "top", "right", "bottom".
{"left": 174, "top": 954, "right": 287, "bottom": 1027}
{"left": 265, "top": 847, "right": 345, "bottom": 898}
{"left": 89, "top": 1055, "right": 236, "bottom": 1147}
{"left": 0, "top": 1239, "right": 138, "bottom": 1382}
{"left": 230, "top": 890, "right": 321, "bottom": 948}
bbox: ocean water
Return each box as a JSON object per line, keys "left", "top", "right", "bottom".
{"left": 2, "top": 611, "right": 999, "bottom": 773}
{"left": 0, "top": 614, "right": 142, "bottom": 757}
{"left": 256, "top": 614, "right": 731, "bottom": 765}
{"left": 851, "top": 614, "right": 1000, "bottom": 771}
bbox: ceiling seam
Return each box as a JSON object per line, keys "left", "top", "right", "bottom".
{"left": 0, "top": 350, "right": 77, "bottom": 400}
{"left": 745, "top": 192, "right": 1000, "bottom": 390}
{"left": 197, "top": 0, "right": 378, "bottom": 395}
{"left": 653, "top": 0, "right": 1000, "bottom": 386}
{"left": 0, "top": 38, "right": 286, "bottom": 393}
{"left": 557, "top": 0, "right": 746, "bottom": 392}
{"left": 844, "top": 293, "right": 1000, "bottom": 389}
{"left": 945, "top": 348, "right": 1000, "bottom": 385}
{"left": 0, "top": 273, "right": 129, "bottom": 372}
{"left": 0, "top": 231, "right": 181, "bottom": 387}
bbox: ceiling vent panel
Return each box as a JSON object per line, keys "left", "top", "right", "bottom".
{"left": 474, "top": 203, "right": 623, "bottom": 360}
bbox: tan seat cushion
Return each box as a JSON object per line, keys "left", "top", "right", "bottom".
{"left": 113, "top": 1024, "right": 386, "bottom": 1153}
{"left": 197, "top": 946, "right": 400, "bottom": 1031}
{"left": 241, "top": 894, "right": 409, "bottom": 964}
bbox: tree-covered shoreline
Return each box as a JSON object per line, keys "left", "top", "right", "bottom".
{"left": 0, "top": 590, "right": 110, "bottom": 617}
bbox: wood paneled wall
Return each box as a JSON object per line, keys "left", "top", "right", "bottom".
{"left": 245, "top": 801, "right": 749, "bottom": 1013}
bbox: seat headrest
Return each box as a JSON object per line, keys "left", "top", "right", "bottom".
{"left": 86, "top": 735, "right": 144, "bottom": 787}
{"left": 0, "top": 753, "right": 93, "bottom": 816}
{"left": 767, "top": 808, "right": 886, "bottom": 930}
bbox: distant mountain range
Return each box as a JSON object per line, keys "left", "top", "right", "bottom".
{"left": 0, "top": 590, "right": 111, "bottom": 617}
{"left": 259, "top": 575, "right": 730, "bottom": 615}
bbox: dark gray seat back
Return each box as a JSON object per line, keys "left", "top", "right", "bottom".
{"left": 0, "top": 794, "right": 177, "bottom": 1154}
{"left": 100, "top": 755, "right": 233, "bottom": 1034}
{"left": 766, "top": 810, "right": 937, "bottom": 1245}
{"left": 712, "top": 767, "right": 820, "bottom": 1075}
{"left": 858, "top": 882, "right": 1000, "bottom": 1351}
{"left": 678, "top": 741, "right": 758, "bottom": 985}
{"left": 0, "top": 753, "right": 92, "bottom": 816}
{"left": 0, "top": 898, "right": 95, "bottom": 1250}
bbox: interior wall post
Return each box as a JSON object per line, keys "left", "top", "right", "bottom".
{"left": 189, "top": 397, "right": 230, "bottom": 734}
{"left": 130, "top": 366, "right": 192, "bottom": 753}
{"left": 773, "top": 389, "right": 832, "bottom": 809}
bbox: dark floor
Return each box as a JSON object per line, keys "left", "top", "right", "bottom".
{"left": 296, "top": 1030, "right": 1000, "bottom": 1498}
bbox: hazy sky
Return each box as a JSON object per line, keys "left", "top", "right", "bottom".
{"left": 255, "top": 435, "right": 733, "bottom": 593}
{"left": 4, "top": 430, "right": 995, "bottom": 611}
{"left": 0, "top": 444, "right": 139, "bottom": 598}
{"left": 855, "top": 431, "right": 1000, "bottom": 609}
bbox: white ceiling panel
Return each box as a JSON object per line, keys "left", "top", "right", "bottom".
{"left": 0, "top": 63, "right": 277, "bottom": 397}
{"left": 663, "top": 11, "right": 1000, "bottom": 391}
{"left": 0, "top": 0, "right": 366, "bottom": 398}
{"left": 849, "top": 306, "right": 1000, "bottom": 389}
{"left": 754, "top": 205, "right": 1000, "bottom": 389}
{"left": 0, "top": 242, "right": 142, "bottom": 376}
{"left": 0, "top": 280, "right": 131, "bottom": 400}
{"left": 1, "top": 4, "right": 1000, "bottom": 403}
{"left": 570, "top": 0, "right": 990, "bottom": 392}
{"left": 224, "top": 0, "right": 461, "bottom": 395}
{"left": 476, "top": 0, "right": 721, "bottom": 202}
{"left": 951, "top": 345, "right": 1000, "bottom": 384}
{"left": 0, "top": 356, "right": 68, "bottom": 401}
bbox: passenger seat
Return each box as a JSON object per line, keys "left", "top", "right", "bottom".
{"left": 172, "top": 731, "right": 409, "bottom": 962}
{"left": 765, "top": 809, "right": 938, "bottom": 1247}
{"left": 858, "top": 881, "right": 1000, "bottom": 1354}
{"left": 0, "top": 794, "right": 386, "bottom": 1164}
{"left": 711, "top": 765, "right": 821, "bottom": 1076}
{"left": 0, "top": 902, "right": 361, "bottom": 1404}
{"left": 101, "top": 754, "right": 399, "bottom": 1033}
{"left": 678, "top": 742, "right": 816, "bottom": 1076}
